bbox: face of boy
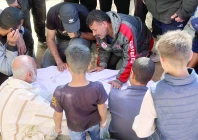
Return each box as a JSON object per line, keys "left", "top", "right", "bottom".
{"left": 89, "top": 21, "right": 108, "bottom": 39}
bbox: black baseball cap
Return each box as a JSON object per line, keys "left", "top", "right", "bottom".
{"left": 0, "top": 7, "right": 24, "bottom": 29}
{"left": 59, "top": 4, "right": 80, "bottom": 33}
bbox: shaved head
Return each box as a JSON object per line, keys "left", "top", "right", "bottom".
{"left": 12, "top": 55, "right": 37, "bottom": 83}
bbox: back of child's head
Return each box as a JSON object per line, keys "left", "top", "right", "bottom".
{"left": 65, "top": 43, "right": 91, "bottom": 74}
{"left": 132, "top": 57, "right": 155, "bottom": 85}
{"left": 156, "top": 30, "right": 192, "bottom": 67}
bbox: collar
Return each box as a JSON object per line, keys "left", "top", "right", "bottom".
{"left": 5, "top": 77, "right": 35, "bottom": 89}
{"left": 127, "top": 85, "right": 148, "bottom": 91}
{"left": 164, "top": 68, "right": 197, "bottom": 86}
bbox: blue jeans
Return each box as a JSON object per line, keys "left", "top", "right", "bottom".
{"left": 152, "top": 18, "right": 189, "bottom": 38}
{"left": 68, "top": 124, "right": 100, "bottom": 140}
{"left": 41, "top": 38, "right": 90, "bottom": 68}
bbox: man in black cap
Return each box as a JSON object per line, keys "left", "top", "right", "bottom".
{"left": 0, "top": 7, "right": 34, "bottom": 85}
{"left": 41, "top": 2, "right": 94, "bottom": 71}
{"left": 6, "top": 0, "right": 46, "bottom": 46}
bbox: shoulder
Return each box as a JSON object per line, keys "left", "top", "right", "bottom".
{"left": 91, "top": 81, "right": 104, "bottom": 89}
{"left": 54, "top": 84, "right": 67, "bottom": 97}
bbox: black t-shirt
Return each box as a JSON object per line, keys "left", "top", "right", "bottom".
{"left": 50, "top": 81, "right": 108, "bottom": 132}
{"left": 47, "top": 2, "right": 91, "bottom": 40}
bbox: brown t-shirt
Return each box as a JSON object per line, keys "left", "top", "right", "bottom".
{"left": 50, "top": 81, "right": 108, "bottom": 132}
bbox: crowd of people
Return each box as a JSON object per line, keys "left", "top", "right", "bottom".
{"left": 0, "top": 0, "right": 198, "bottom": 139}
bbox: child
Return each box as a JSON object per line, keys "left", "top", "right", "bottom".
{"left": 50, "top": 40, "right": 108, "bottom": 139}
{"left": 133, "top": 30, "right": 198, "bottom": 140}
{"left": 108, "top": 57, "right": 155, "bottom": 140}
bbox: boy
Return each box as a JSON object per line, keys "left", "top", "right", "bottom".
{"left": 133, "top": 30, "right": 198, "bottom": 140}
{"left": 50, "top": 38, "right": 108, "bottom": 139}
{"left": 109, "top": 57, "right": 155, "bottom": 140}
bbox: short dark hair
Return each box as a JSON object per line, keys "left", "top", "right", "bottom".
{"left": 0, "top": 7, "right": 24, "bottom": 30}
{"left": 132, "top": 57, "right": 155, "bottom": 85}
{"left": 65, "top": 41, "right": 91, "bottom": 74}
{"left": 86, "top": 10, "right": 111, "bottom": 26}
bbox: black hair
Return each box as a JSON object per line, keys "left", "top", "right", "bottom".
{"left": 132, "top": 57, "right": 155, "bottom": 85}
{"left": 86, "top": 10, "right": 111, "bottom": 26}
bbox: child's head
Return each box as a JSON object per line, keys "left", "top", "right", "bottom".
{"left": 65, "top": 43, "right": 91, "bottom": 74}
{"left": 156, "top": 30, "right": 193, "bottom": 72}
{"left": 130, "top": 57, "right": 155, "bottom": 86}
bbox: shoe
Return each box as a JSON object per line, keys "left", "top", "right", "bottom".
{"left": 38, "top": 41, "right": 47, "bottom": 48}
{"left": 150, "top": 52, "right": 160, "bottom": 62}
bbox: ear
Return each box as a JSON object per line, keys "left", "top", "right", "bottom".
{"left": 25, "top": 71, "right": 33, "bottom": 83}
{"left": 189, "top": 50, "right": 193, "bottom": 62}
{"left": 160, "top": 56, "right": 165, "bottom": 63}
{"left": 58, "top": 15, "right": 61, "bottom": 19}
{"left": 87, "top": 62, "right": 92, "bottom": 71}
{"left": 66, "top": 63, "right": 71, "bottom": 72}
{"left": 131, "top": 70, "right": 135, "bottom": 79}
{"left": 102, "top": 21, "right": 108, "bottom": 27}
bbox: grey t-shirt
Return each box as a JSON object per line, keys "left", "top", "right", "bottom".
{"left": 50, "top": 81, "right": 107, "bottom": 132}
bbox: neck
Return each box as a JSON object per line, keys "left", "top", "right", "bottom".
{"left": 108, "top": 23, "right": 114, "bottom": 38}
{"left": 0, "top": 28, "right": 6, "bottom": 36}
{"left": 130, "top": 80, "right": 146, "bottom": 87}
{"left": 69, "top": 73, "right": 89, "bottom": 87}
{"left": 167, "top": 67, "right": 189, "bottom": 77}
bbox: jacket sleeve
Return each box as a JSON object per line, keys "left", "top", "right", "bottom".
{"left": 176, "top": 0, "right": 198, "bottom": 20}
{"left": 96, "top": 39, "right": 111, "bottom": 68}
{"left": 115, "top": 32, "right": 137, "bottom": 84}
{"left": 0, "top": 42, "right": 18, "bottom": 76}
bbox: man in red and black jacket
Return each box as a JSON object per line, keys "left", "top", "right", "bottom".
{"left": 86, "top": 10, "right": 154, "bottom": 89}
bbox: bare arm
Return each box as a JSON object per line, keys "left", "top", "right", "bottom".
{"left": 68, "top": 32, "right": 95, "bottom": 40}
{"left": 97, "top": 103, "right": 107, "bottom": 127}
{"left": 53, "top": 111, "right": 63, "bottom": 134}
{"left": 47, "top": 29, "right": 66, "bottom": 71}
{"left": 81, "top": 32, "right": 95, "bottom": 40}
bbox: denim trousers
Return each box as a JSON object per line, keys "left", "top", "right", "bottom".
{"left": 68, "top": 124, "right": 100, "bottom": 140}
{"left": 152, "top": 18, "right": 189, "bottom": 38}
{"left": 41, "top": 38, "right": 90, "bottom": 68}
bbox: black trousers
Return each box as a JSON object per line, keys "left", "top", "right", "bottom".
{"left": 134, "top": 0, "right": 148, "bottom": 23}
{"left": 0, "top": 73, "right": 8, "bottom": 85}
{"left": 19, "top": 0, "right": 46, "bottom": 42}
{"left": 64, "top": 0, "right": 97, "bottom": 11}
{"left": 23, "top": 28, "right": 34, "bottom": 57}
{"left": 99, "top": 0, "right": 130, "bottom": 14}
{"left": 107, "top": 53, "right": 121, "bottom": 70}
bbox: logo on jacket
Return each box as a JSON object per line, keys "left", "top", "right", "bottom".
{"left": 101, "top": 42, "right": 107, "bottom": 49}
{"left": 129, "top": 41, "right": 136, "bottom": 64}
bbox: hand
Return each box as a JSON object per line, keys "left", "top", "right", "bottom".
{"left": 68, "top": 32, "right": 77, "bottom": 38}
{"left": 100, "top": 120, "right": 107, "bottom": 128}
{"left": 171, "top": 13, "right": 184, "bottom": 22}
{"left": 57, "top": 61, "right": 66, "bottom": 72}
{"left": 88, "top": 66, "right": 104, "bottom": 73}
{"left": 9, "top": 0, "right": 21, "bottom": 9}
{"left": 7, "top": 29, "right": 20, "bottom": 46}
{"left": 108, "top": 80, "right": 122, "bottom": 89}
{"left": 55, "top": 127, "right": 62, "bottom": 135}
{"left": 17, "top": 35, "right": 26, "bottom": 55}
